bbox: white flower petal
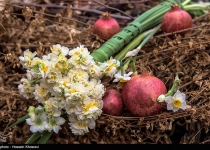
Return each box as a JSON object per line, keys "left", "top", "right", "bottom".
{"left": 112, "top": 79, "right": 119, "bottom": 82}
{"left": 167, "top": 103, "right": 174, "bottom": 110}
{"left": 53, "top": 126, "right": 60, "bottom": 134}
{"left": 173, "top": 90, "right": 186, "bottom": 101}
{"left": 45, "top": 124, "right": 52, "bottom": 132}
{"left": 172, "top": 107, "right": 179, "bottom": 112}
{"left": 30, "top": 125, "right": 38, "bottom": 133}
{"left": 165, "top": 96, "right": 173, "bottom": 103}
{"left": 26, "top": 118, "right": 34, "bottom": 126}
{"left": 56, "top": 117, "right": 65, "bottom": 125}
{"left": 40, "top": 112, "right": 47, "bottom": 121}
{"left": 180, "top": 101, "right": 187, "bottom": 110}
{"left": 88, "top": 120, "right": 95, "bottom": 129}
{"left": 53, "top": 109, "right": 61, "bottom": 117}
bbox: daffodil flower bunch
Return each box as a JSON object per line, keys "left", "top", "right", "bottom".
{"left": 17, "top": 44, "right": 121, "bottom": 136}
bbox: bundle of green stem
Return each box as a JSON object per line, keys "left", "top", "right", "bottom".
{"left": 91, "top": 0, "right": 210, "bottom": 62}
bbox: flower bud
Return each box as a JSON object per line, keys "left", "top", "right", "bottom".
{"left": 28, "top": 106, "right": 36, "bottom": 121}
{"left": 157, "top": 94, "right": 166, "bottom": 102}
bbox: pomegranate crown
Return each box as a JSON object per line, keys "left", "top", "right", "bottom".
{"left": 171, "top": 3, "right": 180, "bottom": 10}
{"left": 142, "top": 66, "right": 153, "bottom": 76}
{"left": 102, "top": 11, "right": 111, "bottom": 19}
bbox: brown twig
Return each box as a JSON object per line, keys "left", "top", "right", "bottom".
{"left": 12, "top": 5, "right": 90, "bottom": 26}
{"left": 92, "top": 0, "right": 135, "bottom": 20}
{"left": 156, "top": 22, "right": 210, "bottom": 38}
{"left": 201, "top": 139, "right": 210, "bottom": 144}
{"left": 64, "top": 0, "right": 150, "bottom": 6}
{"left": 0, "top": 43, "right": 93, "bottom": 48}
{"left": 11, "top": 3, "right": 133, "bottom": 20}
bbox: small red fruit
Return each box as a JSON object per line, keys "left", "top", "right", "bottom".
{"left": 102, "top": 88, "right": 124, "bottom": 116}
{"left": 121, "top": 68, "right": 167, "bottom": 117}
{"left": 161, "top": 4, "right": 193, "bottom": 39}
{"left": 93, "top": 11, "right": 120, "bottom": 39}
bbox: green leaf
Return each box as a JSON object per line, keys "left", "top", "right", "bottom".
{"left": 37, "top": 131, "right": 54, "bottom": 144}
{"left": 8, "top": 114, "right": 29, "bottom": 128}
{"left": 25, "top": 132, "right": 43, "bottom": 144}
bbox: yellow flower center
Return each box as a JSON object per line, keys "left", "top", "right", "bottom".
{"left": 51, "top": 46, "right": 56, "bottom": 52}
{"left": 25, "top": 54, "right": 31, "bottom": 59}
{"left": 119, "top": 78, "right": 127, "bottom": 82}
{"left": 58, "top": 48, "right": 62, "bottom": 53}
{"left": 63, "top": 81, "right": 68, "bottom": 87}
{"left": 83, "top": 102, "right": 98, "bottom": 113}
{"left": 49, "top": 73, "right": 56, "bottom": 81}
{"left": 71, "top": 88, "right": 77, "bottom": 93}
{"left": 173, "top": 99, "right": 182, "bottom": 108}
{"left": 45, "top": 102, "right": 54, "bottom": 116}
{"left": 76, "top": 121, "right": 86, "bottom": 127}
{"left": 38, "top": 88, "right": 44, "bottom": 95}
{"left": 27, "top": 60, "right": 32, "bottom": 67}
{"left": 105, "top": 64, "right": 115, "bottom": 73}
{"left": 42, "top": 65, "right": 49, "bottom": 73}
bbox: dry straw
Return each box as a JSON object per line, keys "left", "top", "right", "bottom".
{"left": 0, "top": 2, "right": 210, "bottom": 144}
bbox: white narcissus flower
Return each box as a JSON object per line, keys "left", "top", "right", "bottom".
{"left": 165, "top": 90, "right": 186, "bottom": 112}
{"left": 69, "top": 45, "right": 89, "bottom": 56}
{"left": 65, "top": 102, "right": 83, "bottom": 115}
{"left": 69, "top": 52, "right": 94, "bottom": 70}
{"left": 45, "top": 117, "right": 65, "bottom": 134}
{"left": 88, "top": 64, "right": 102, "bottom": 78}
{"left": 68, "top": 116, "right": 89, "bottom": 135}
{"left": 80, "top": 99, "right": 103, "bottom": 120}
{"left": 64, "top": 82, "right": 89, "bottom": 104}
{"left": 51, "top": 54, "right": 69, "bottom": 74}
{"left": 50, "top": 96, "right": 65, "bottom": 109}
{"left": 44, "top": 99, "right": 62, "bottom": 117}
{"left": 87, "top": 79, "right": 105, "bottom": 100}
{"left": 33, "top": 83, "right": 50, "bottom": 104}
{"left": 50, "top": 44, "right": 69, "bottom": 56}
{"left": 113, "top": 70, "right": 133, "bottom": 83}
{"left": 46, "top": 69, "right": 62, "bottom": 84}
{"left": 18, "top": 78, "right": 35, "bottom": 99}
{"left": 100, "top": 57, "right": 120, "bottom": 78}
{"left": 19, "top": 49, "right": 37, "bottom": 69}
{"left": 39, "top": 60, "right": 51, "bottom": 78}
{"left": 26, "top": 111, "right": 48, "bottom": 133}
{"left": 68, "top": 69, "right": 89, "bottom": 83}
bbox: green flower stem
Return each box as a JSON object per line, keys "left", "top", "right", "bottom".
{"left": 8, "top": 114, "right": 30, "bottom": 128}
{"left": 164, "top": 74, "right": 180, "bottom": 97}
{"left": 183, "top": 2, "right": 210, "bottom": 12}
{"left": 120, "top": 60, "right": 124, "bottom": 76}
{"left": 30, "top": 78, "right": 42, "bottom": 86}
{"left": 114, "top": 29, "right": 153, "bottom": 61}
{"left": 115, "top": 24, "right": 161, "bottom": 61}
{"left": 37, "top": 131, "right": 54, "bottom": 144}
{"left": 183, "top": 6, "right": 210, "bottom": 11}
{"left": 25, "top": 132, "right": 42, "bottom": 144}
{"left": 182, "top": 0, "right": 191, "bottom": 6}
{"left": 35, "top": 108, "right": 44, "bottom": 114}
{"left": 123, "top": 57, "right": 131, "bottom": 71}
{"left": 131, "top": 56, "right": 137, "bottom": 75}
{"left": 137, "top": 24, "right": 162, "bottom": 50}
